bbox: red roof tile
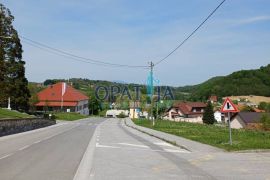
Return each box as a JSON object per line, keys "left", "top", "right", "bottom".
{"left": 36, "top": 82, "right": 88, "bottom": 103}
{"left": 173, "top": 102, "right": 206, "bottom": 115}
{"left": 209, "top": 95, "right": 218, "bottom": 102}
{"left": 35, "top": 101, "right": 78, "bottom": 107}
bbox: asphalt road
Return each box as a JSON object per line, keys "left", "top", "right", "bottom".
{"left": 0, "top": 118, "right": 104, "bottom": 180}
{"left": 91, "top": 119, "right": 214, "bottom": 180}
{"left": 0, "top": 117, "right": 269, "bottom": 180}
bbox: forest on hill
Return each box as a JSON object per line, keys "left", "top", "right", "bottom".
{"left": 29, "top": 64, "right": 270, "bottom": 103}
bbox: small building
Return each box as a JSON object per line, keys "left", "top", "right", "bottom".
{"left": 164, "top": 102, "right": 207, "bottom": 123}
{"left": 106, "top": 110, "right": 128, "bottom": 118}
{"left": 35, "top": 82, "right": 89, "bottom": 115}
{"left": 208, "top": 95, "right": 218, "bottom": 103}
{"left": 214, "top": 110, "right": 222, "bottom": 123}
{"left": 231, "top": 112, "right": 265, "bottom": 129}
{"left": 129, "top": 101, "right": 140, "bottom": 119}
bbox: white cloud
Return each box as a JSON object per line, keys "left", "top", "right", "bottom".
{"left": 234, "top": 16, "right": 270, "bottom": 25}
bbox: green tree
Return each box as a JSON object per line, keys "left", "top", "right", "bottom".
{"left": 0, "top": 4, "right": 30, "bottom": 111}
{"left": 89, "top": 98, "right": 101, "bottom": 115}
{"left": 202, "top": 101, "right": 215, "bottom": 124}
{"left": 259, "top": 102, "right": 267, "bottom": 110}
{"left": 260, "top": 113, "right": 270, "bottom": 131}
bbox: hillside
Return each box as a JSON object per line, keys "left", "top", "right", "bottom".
{"left": 188, "top": 64, "right": 270, "bottom": 100}
{"left": 29, "top": 64, "right": 270, "bottom": 102}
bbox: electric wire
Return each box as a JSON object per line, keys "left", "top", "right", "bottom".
{"left": 20, "top": 36, "right": 148, "bottom": 69}
{"left": 154, "top": 0, "right": 226, "bottom": 66}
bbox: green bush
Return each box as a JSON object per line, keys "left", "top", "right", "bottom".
{"left": 43, "top": 113, "right": 56, "bottom": 120}
{"left": 260, "top": 113, "right": 270, "bottom": 130}
{"left": 117, "top": 112, "right": 126, "bottom": 118}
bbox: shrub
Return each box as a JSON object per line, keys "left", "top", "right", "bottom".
{"left": 260, "top": 113, "right": 270, "bottom": 131}
{"left": 202, "top": 101, "right": 215, "bottom": 124}
{"left": 117, "top": 112, "right": 126, "bottom": 118}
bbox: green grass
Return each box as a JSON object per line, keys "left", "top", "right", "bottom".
{"left": 54, "top": 112, "right": 88, "bottom": 121}
{"left": 133, "top": 119, "right": 270, "bottom": 151}
{"left": 0, "top": 108, "right": 33, "bottom": 119}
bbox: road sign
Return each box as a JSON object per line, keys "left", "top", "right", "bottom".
{"left": 220, "top": 98, "right": 239, "bottom": 145}
{"left": 220, "top": 98, "right": 239, "bottom": 113}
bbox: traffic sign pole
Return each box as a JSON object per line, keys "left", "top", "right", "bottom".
{"left": 228, "top": 112, "right": 232, "bottom": 145}
{"left": 221, "top": 98, "right": 239, "bottom": 146}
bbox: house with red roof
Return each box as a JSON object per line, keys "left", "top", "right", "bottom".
{"left": 164, "top": 102, "right": 206, "bottom": 123}
{"left": 208, "top": 95, "right": 218, "bottom": 103}
{"left": 35, "top": 82, "right": 89, "bottom": 115}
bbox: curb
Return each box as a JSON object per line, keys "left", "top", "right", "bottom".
{"left": 73, "top": 125, "right": 99, "bottom": 180}
{"left": 124, "top": 119, "right": 191, "bottom": 152}
{"left": 124, "top": 118, "right": 225, "bottom": 153}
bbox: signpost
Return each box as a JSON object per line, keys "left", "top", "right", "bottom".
{"left": 220, "top": 98, "right": 239, "bottom": 145}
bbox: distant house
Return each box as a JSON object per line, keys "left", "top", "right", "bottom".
{"left": 35, "top": 82, "right": 89, "bottom": 115}
{"left": 106, "top": 110, "right": 129, "bottom": 118}
{"left": 231, "top": 112, "right": 266, "bottom": 129}
{"left": 129, "top": 101, "right": 140, "bottom": 119}
{"left": 214, "top": 110, "right": 223, "bottom": 123}
{"left": 208, "top": 95, "right": 218, "bottom": 103}
{"left": 164, "top": 102, "right": 207, "bottom": 123}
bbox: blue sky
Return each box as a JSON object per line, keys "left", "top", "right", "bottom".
{"left": 1, "top": 0, "right": 270, "bottom": 86}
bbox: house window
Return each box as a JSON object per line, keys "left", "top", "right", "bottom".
{"left": 193, "top": 109, "right": 196, "bottom": 112}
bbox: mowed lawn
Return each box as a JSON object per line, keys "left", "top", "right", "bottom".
{"left": 0, "top": 108, "right": 33, "bottom": 119}
{"left": 133, "top": 119, "right": 270, "bottom": 151}
{"left": 54, "top": 112, "right": 88, "bottom": 121}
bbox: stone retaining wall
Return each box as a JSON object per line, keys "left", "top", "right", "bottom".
{"left": 0, "top": 118, "right": 56, "bottom": 137}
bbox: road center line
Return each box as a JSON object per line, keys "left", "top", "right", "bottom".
{"left": 0, "top": 153, "right": 13, "bottom": 160}
{"left": 18, "top": 145, "right": 30, "bottom": 151}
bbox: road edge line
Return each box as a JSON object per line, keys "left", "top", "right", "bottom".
{"left": 73, "top": 126, "right": 99, "bottom": 180}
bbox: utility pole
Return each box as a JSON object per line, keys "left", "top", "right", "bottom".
{"left": 149, "top": 61, "right": 155, "bottom": 126}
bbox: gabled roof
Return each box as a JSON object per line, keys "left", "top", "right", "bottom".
{"left": 37, "top": 82, "right": 88, "bottom": 102}
{"left": 235, "top": 112, "right": 268, "bottom": 124}
{"left": 173, "top": 102, "right": 206, "bottom": 115}
{"left": 209, "top": 95, "right": 218, "bottom": 102}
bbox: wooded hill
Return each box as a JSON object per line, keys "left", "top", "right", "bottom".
{"left": 180, "top": 64, "right": 270, "bottom": 101}
{"left": 30, "top": 64, "right": 270, "bottom": 102}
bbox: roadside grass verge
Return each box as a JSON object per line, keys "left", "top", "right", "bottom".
{"left": 54, "top": 112, "right": 88, "bottom": 121}
{"left": 0, "top": 108, "right": 33, "bottom": 119}
{"left": 133, "top": 119, "right": 270, "bottom": 151}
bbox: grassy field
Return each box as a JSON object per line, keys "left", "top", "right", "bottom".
{"left": 54, "top": 112, "right": 88, "bottom": 121}
{"left": 226, "top": 95, "right": 270, "bottom": 104}
{"left": 133, "top": 119, "right": 270, "bottom": 151}
{"left": 0, "top": 108, "right": 33, "bottom": 119}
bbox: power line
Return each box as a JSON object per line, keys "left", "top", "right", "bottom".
{"left": 20, "top": 36, "right": 148, "bottom": 69}
{"left": 22, "top": 40, "right": 114, "bottom": 66}
{"left": 155, "top": 0, "right": 226, "bottom": 66}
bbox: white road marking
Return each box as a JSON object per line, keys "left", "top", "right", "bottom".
{"left": 164, "top": 149, "right": 188, "bottom": 153}
{"left": 118, "top": 143, "right": 150, "bottom": 148}
{"left": 0, "top": 154, "right": 13, "bottom": 160}
{"left": 33, "top": 140, "right": 42, "bottom": 144}
{"left": 18, "top": 145, "right": 30, "bottom": 151}
{"left": 0, "top": 123, "right": 65, "bottom": 142}
{"left": 96, "top": 143, "right": 120, "bottom": 149}
{"left": 73, "top": 126, "right": 99, "bottom": 180}
{"left": 154, "top": 142, "right": 174, "bottom": 147}
{"left": 96, "top": 143, "right": 189, "bottom": 153}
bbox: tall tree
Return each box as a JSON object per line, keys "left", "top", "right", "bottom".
{"left": 0, "top": 3, "right": 30, "bottom": 111}
{"left": 202, "top": 101, "right": 215, "bottom": 124}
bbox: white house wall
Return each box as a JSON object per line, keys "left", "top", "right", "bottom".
{"left": 76, "top": 100, "right": 89, "bottom": 115}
